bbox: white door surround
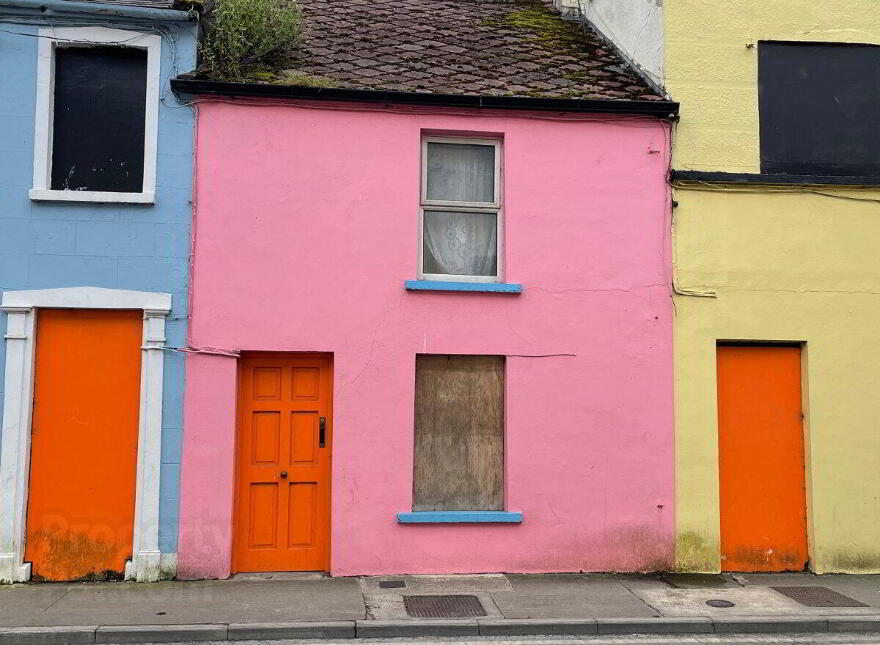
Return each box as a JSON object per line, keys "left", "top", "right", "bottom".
{"left": 0, "top": 287, "right": 171, "bottom": 583}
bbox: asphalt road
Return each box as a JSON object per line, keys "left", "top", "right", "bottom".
{"left": 109, "top": 635, "right": 880, "bottom": 645}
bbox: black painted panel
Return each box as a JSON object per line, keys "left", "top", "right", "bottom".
{"left": 759, "top": 42, "right": 880, "bottom": 177}
{"left": 51, "top": 46, "right": 148, "bottom": 192}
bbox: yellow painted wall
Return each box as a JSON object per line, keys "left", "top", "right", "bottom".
{"left": 666, "top": 0, "right": 880, "bottom": 572}
{"left": 666, "top": 1, "right": 880, "bottom": 173}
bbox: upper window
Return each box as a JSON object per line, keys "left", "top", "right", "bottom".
{"left": 758, "top": 41, "right": 880, "bottom": 177}
{"left": 420, "top": 137, "right": 502, "bottom": 282}
{"left": 31, "top": 27, "right": 161, "bottom": 203}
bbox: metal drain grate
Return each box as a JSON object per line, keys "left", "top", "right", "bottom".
{"left": 379, "top": 580, "right": 406, "bottom": 589}
{"left": 772, "top": 586, "right": 868, "bottom": 608}
{"left": 403, "top": 594, "right": 487, "bottom": 618}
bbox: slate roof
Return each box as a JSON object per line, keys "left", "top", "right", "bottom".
{"left": 280, "top": 0, "right": 663, "bottom": 101}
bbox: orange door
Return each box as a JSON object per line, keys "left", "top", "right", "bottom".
{"left": 26, "top": 309, "right": 142, "bottom": 581}
{"left": 717, "top": 345, "right": 808, "bottom": 572}
{"left": 234, "top": 355, "right": 332, "bottom": 572}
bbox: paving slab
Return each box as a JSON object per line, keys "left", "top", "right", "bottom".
{"left": 491, "top": 585, "right": 658, "bottom": 619}
{"left": 361, "top": 575, "right": 510, "bottom": 621}
{"left": 613, "top": 574, "right": 674, "bottom": 592}
{"left": 744, "top": 574, "right": 880, "bottom": 609}
{"left": 0, "top": 584, "right": 71, "bottom": 627}
{"left": 30, "top": 579, "right": 364, "bottom": 627}
{"left": 634, "top": 586, "right": 876, "bottom": 617}
{"left": 393, "top": 574, "right": 513, "bottom": 593}
{"left": 661, "top": 573, "right": 739, "bottom": 589}
{"left": 363, "top": 590, "right": 503, "bottom": 621}
{"left": 505, "top": 574, "right": 665, "bottom": 594}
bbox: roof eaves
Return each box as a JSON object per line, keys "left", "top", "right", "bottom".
{"left": 0, "top": 0, "right": 196, "bottom": 21}
{"left": 170, "top": 78, "right": 680, "bottom": 118}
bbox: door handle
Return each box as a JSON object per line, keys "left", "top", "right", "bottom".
{"left": 280, "top": 471, "right": 288, "bottom": 479}
{"left": 319, "top": 417, "right": 326, "bottom": 448}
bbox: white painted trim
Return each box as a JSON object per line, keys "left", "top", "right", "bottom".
{"left": 31, "top": 27, "right": 161, "bottom": 202}
{"left": 2, "top": 287, "right": 170, "bottom": 312}
{"left": 419, "top": 136, "right": 504, "bottom": 283}
{"left": 0, "top": 287, "right": 171, "bottom": 583}
{"left": 29, "top": 189, "right": 155, "bottom": 204}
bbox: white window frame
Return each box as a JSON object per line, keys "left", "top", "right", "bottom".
{"left": 0, "top": 287, "right": 171, "bottom": 583}
{"left": 30, "top": 27, "right": 161, "bottom": 204}
{"left": 419, "top": 136, "right": 503, "bottom": 283}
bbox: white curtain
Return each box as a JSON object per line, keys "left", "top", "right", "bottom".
{"left": 423, "top": 210, "right": 497, "bottom": 276}
{"left": 426, "top": 143, "right": 495, "bottom": 203}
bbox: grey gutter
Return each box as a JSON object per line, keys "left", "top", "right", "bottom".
{"left": 671, "top": 169, "right": 880, "bottom": 187}
{"left": 0, "top": 0, "right": 196, "bottom": 21}
{"left": 171, "top": 78, "right": 680, "bottom": 118}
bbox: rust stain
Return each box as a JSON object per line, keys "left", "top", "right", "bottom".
{"left": 724, "top": 545, "right": 806, "bottom": 573}
{"left": 27, "top": 529, "right": 127, "bottom": 581}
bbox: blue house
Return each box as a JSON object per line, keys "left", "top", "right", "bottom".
{"left": 0, "top": 0, "right": 197, "bottom": 582}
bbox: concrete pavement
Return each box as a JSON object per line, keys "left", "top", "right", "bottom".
{"left": 0, "top": 572, "right": 878, "bottom": 642}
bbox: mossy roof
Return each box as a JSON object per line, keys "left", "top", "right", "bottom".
{"left": 271, "top": 0, "right": 662, "bottom": 100}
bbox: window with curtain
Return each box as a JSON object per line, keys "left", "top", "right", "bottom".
{"left": 420, "top": 138, "right": 501, "bottom": 281}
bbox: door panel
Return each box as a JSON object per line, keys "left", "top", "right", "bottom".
{"left": 235, "top": 356, "right": 332, "bottom": 572}
{"left": 717, "top": 345, "right": 808, "bottom": 572}
{"left": 25, "top": 309, "right": 142, "bottom": 581}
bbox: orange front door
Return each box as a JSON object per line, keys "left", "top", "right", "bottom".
{"left": 234, "top": 355, "right": 332, "bottom": 572}
{"left": 26, "top": 309, "right": 142, "bottom": 581}
{"left": 717, "top": 345, "right": 808, "bottom": 572}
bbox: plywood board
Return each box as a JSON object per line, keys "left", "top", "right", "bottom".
{"left": 413, "top": 355, "right": 503, "bottom": 511}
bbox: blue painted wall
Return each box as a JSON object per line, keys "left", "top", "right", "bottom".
{"left": 0, "top": 13, "right": 197, "bottom": 555}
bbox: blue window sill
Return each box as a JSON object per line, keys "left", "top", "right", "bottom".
{"left": 396, "top": 511, "right": 523, "bottom": 524}
{"left": 405, "top": 280, "right": 523, "bottom": 294}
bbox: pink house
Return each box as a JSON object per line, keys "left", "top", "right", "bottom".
{"left": 172, "top": 0, "right": 678, "bottom": 579}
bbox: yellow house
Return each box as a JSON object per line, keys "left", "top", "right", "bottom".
{"left": 554, "top": 0, "right": 880, "bottom": 572}
{"left": 668, "top": 3, "right": 880, "bottom": 573}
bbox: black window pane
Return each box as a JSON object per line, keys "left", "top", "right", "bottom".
{"left": 51, "top": 46, "right": 148, "bottom": 192}
{"left": 759, "top": 42, "right": 880, "bottom": 177}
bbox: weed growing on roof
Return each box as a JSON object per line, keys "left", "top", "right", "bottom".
{"left": 278, "top": 71, "right": 335, "bottom": 87}
{"left": 201, "top": 0, "right": 303, "bottom": 79}
{"left": 478, "top": 0, "right": 590, "bottom": 57}
{"left": 505, "top": 6, "right": 586, "bottom": 53}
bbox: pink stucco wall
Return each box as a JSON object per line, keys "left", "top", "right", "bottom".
{"left": 178, "top": 100, "right": 674, "bottom": 579}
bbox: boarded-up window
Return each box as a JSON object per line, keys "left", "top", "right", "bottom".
{"left": 759, "top": 42, "right": 880, "bottom": 177}
{"left": 51, "top": 46, "right": 148, "bottom": 192}
{"left": 413, "top": 355, "right": 504, "bottom": 511}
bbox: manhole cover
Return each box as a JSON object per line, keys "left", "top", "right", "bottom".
{"left": 379, "top": 579, "right": 406, "bottom": 589}
{"left": 706, "top": 599, "right": 735, "bottom": 608}
{"left": 771, "top": 586, "right": 868, "bottom": 608}
{"left": 403, "top": 594, "right": 486, "bottom": 618}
